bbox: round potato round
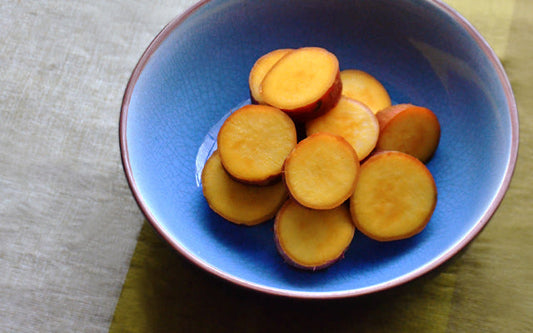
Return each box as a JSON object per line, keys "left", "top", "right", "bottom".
{"left": 217, "top": 104, "right": 297, "bottom": 185}
{"left": 350, "top": 151, "right": 437, "bottom": 241}
{"left": 376, "top": 104, "right": 441, "bottom": 163}
{"left": 260, "top": 47, "right": 342, "bottom": 122}
{"left": 283, "top": 132, "right": 359, "bottom": 210}
{"left": 202, "top": 151, "right": 288, "bottom": 226}
{"left": 274, "top": 198, "right": 355, "bottom": 270}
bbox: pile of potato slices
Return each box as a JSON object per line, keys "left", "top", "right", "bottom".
{"left": 202, "top": 47, "right": 440, "bottom": 270}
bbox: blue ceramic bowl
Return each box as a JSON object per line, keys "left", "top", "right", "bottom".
{"left": 120, "top": 0, "right": 518, "bottom": 298}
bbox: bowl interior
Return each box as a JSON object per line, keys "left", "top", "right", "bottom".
{"left": 122, "top": 0, "right": 517, "bottom": 297}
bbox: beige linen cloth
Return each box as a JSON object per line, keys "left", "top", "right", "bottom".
{"left": 1, "top": 1, "right": 190, "bottom": 331}
{"left": 1, "top": 0, "right": 532, "bottom": 332}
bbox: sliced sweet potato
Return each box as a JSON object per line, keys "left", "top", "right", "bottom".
{"left": 260, "top": 47, "right": 342, "bottom": 122}
{"left": 274, "top": 198, "right": 355, "bottom": 270}
{"left": 305, "top": 96, "right": 379, "bottom": 161}
{"left": 283, "top": 133, "right": 359, "bottom": 210}
{"left": 350, "top": 151, "right": 437, "bottom": 241}
{"left": 340, "top": 69, "right": 391, "bottom": 113}
{"left": 202, "top": 151, "right": 288, "bottom": 226}
{"left": 376, "top": 103, "right": 441, "bottom": 163}
{"left": 249, "top": 48, "right": 292, "bottom": 104}
{"left": 217, "top": 104, "right": 297, "bottom": 185}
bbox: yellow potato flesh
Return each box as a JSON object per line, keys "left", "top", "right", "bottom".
{"left": 276, "top": 199, "right": 354, "bottom": 269}
{"left": 340, "top": 69, "right": 391, "bottom": 113}
{"left": 306, "top": 96, "right": 379, "bottom": 161}
{"left": 350, "top": 151, "right": 437, "bottom": 241}
{"left": 261, "top": 47, "right": 339, "bottom": 110}
{"left": 202, "top": 151, "right": 288, "bottom": 225}
{"left": 377, "top": 105, "right": 441, "bottom": 163}
{"left": 284, "top": 133, "right": 359, "bottom": 210}
{"left": 249, "top": 49, "right": 292, "bottom": 104}
{"left": 217, "top": 104, "right": 297, "bottom": 184}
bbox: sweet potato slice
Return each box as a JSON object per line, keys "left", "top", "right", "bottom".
{"left": 274, "top": 198, "right": 355, "bottom": 270}
{"left": 217, "top": 104, "right": 297, "bottom": 185}
{"left": 350, "top": 151, "right": 437, "bottom": 241}
{"left": 306, "top": 96, "right": 379, "bottom": 161}
{"left": 283, "top": 133, "right": 359, "bottom": 210}
{"left": 202, "top": 151, "right": 288, "bottom": 226}
{"left": 340, "top": 69, "right": 391, "bottom": 114}
{"left": 260, "top": 47, "right": 342, "bottom": 122}
{"left": 249, "top": 48, "right": 292, "bottom": 104}
{"left": 376, "top": 104, "right": 441, "bottom": 163}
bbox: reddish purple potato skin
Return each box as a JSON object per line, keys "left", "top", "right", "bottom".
{"left": 273, "top": 211, "right": 350, "bottom": 271}
{"left": 273, "top": 230, "right": 348, "bottom": 271}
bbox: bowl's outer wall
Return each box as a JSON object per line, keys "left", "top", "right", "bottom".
{"left": 121, "top": 0, "right": 518, "bottom": 297}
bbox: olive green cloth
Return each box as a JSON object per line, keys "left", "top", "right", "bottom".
{"left": 110, "top": 1, "right": 533, "bottom": 332}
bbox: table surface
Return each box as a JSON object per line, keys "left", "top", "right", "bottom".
{"left": 1, "top": 1, "right": 532, "bottom": 332}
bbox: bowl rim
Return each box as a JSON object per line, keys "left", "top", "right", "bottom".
{"left": 119, "top": 0, "right": 519, "bottom": 299}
